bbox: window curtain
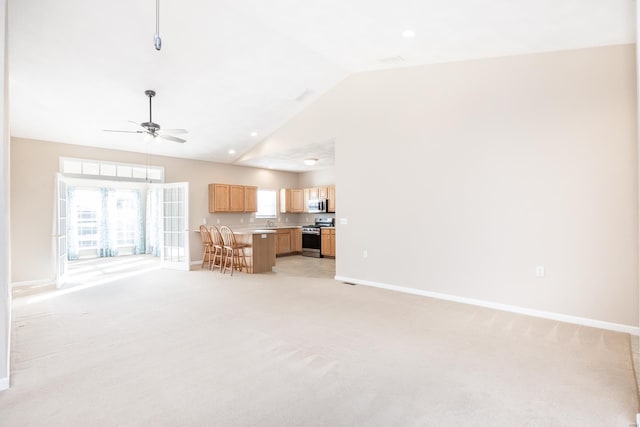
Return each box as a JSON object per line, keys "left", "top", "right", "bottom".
{"left": 145, "top": 187, "right": 162, "bottom": 257}
{"left": 98, "top": 188, "right": 117, "bottom": 257}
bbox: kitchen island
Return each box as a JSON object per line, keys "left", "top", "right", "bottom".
{"left": 233, "top": 229, "right": 276, "bottom": 274}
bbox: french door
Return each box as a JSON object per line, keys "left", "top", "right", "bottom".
{"left": 55, "top": 173, "right": 69, "bottom": 287}
{"left": 150, "top": 182, "right": 190, "bottom": 270}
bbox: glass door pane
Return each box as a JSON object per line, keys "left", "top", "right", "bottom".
{"left": 152, "top": 182, "right": 190, "bottom": 270}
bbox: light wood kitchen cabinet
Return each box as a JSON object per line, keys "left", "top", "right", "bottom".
{"left": 280, "top": 189, "right": 290, "bottom": 213}
{"left": 275, "top": 231, "right": 291, "bottom": 255}
{"left": 244, "top": 186, "right": 257, "bottom": 212}
{"left": 303, "top": 188, "right": 310, "bottom": 213}
{"left": 229, "top": 185, "right": 245, "bottom": 212}
{"left": 321, "top": 228, "right": 335, "bottom": 257}
{"left": 318, "top": 187, "right": 328, "bottom": 199}
{"left": 209, "top": 183, "right": 257, "bottom": 213}
{"left": 290, "top": 228, "right": 302, "bottom": 253}
{"left": 291, "top": 189, "right": 304, "bottom": 212}
{"left": 308, "top": 187, "right": 319, "bottom": 200}
{"left": 209, "top": 184, "right": 230, "bottom": 212}
{"left": 280, "top": 188, "right": 304, "bottom": 213}
{"left": 327, "top": 185, "right": 336, "bottom": 212}
{"left": 275, "top": 227, "right": 302, "bottom": 256}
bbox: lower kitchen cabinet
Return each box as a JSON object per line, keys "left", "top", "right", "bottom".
{"left": 276, "top": 232, "right": 291, "bottom": 255}
{"left": 290, "top": 228, "right": 302, "bottom": 253}
{"left": 321, "top": 228, "right": 335, "bottom": 257}
{"left": 275, "top": 228, "right": 303, "bottom": 256}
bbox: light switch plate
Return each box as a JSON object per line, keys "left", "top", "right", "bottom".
{"left": 340, "top": 218, "right": 348, "bottom": 225}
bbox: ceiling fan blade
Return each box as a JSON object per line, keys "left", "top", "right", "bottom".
{"left": 159, "top": 129, "right": 188, "bottom": 134}
{"left": 127, "top": 120, "right": 144, "bottom": 128}
{"left": 103, "top": 129, "right": 144, "bottom": 134}
{"left": 158, "top": 134, "right": 186, "bottom": 143}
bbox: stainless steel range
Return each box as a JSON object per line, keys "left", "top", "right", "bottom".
{"left": 301, "top": 217, "right": 335, "bottom": 258}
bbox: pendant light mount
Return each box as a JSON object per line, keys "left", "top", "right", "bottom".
{"left": 154, "top": 0, "right": 162, "bottom": 50}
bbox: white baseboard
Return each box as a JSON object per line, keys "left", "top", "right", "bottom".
{"left": 0, "top": 376, "right": 8, "bottom": 391}
{"left": 11, "top": 278, "right": 54, "bottom": 288}
{"left": 334, "top": 275, "right": 640, "bottom": 336}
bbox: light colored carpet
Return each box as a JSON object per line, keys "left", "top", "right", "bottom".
{"left": 1, "top": 255, "right": 637, "bottom": 426}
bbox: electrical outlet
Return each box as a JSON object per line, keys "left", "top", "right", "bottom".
{"left": 363, "top": 250, "right": 368, "bottom": 258}
{"left": 340, "top": 218, "right": 348, "bottom": 225}
{"left": 249, "top": 218, "right": 254, "bottom": 223}
{"left": 202, "top": 217, "right": 207, "bottom": 225}
{"left": 536, "top": 266, "right": 545, "bottom": 277}
{"left": 216, "top": 218, "right": 220, "bottom": 224}
{"left": 240, "top": 218, "right": 244, "bottom": 223}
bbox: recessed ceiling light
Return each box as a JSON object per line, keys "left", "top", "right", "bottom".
{"left": 250, "top": 131, "right": 258, "bottom": 137}
{"left": 304, "top": 158, "right": 318, "bottom": 166}
{"left": 228, "top": 149, "right": 236, "bottom": 155}
{"left": 402, "top": 29, "right": 416, "bottom": 38}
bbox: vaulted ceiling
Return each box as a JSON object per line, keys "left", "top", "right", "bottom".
{"left": 8, "top": 0, "right": 635, "bottom": 172}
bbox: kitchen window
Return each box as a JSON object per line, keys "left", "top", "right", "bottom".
{"left": 256, "top": 189, "right": 277, "bottom": 218}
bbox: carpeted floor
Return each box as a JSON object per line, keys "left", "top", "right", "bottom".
{"left": 1, "top": 255, "right": 637, "bottom": 426}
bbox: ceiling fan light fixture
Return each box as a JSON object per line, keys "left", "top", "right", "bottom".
{"left": 304, "top": 158, "right": 318, "bottom": 166}
{"left": 103, "top": 89, "right": 188, "bottom": 143}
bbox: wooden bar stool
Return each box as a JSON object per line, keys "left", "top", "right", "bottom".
{"left": 199, "top": 225, "right": 215, "bottom": 270}
{"left": 210, "top": 226, "right": 225, "bottom": 271}
{"left": 219, "top": 226, "right": 251, "bottom": 275}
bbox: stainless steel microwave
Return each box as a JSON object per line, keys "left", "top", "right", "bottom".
{"left": 307, "top": 199, "right": 328, "bottom": 213}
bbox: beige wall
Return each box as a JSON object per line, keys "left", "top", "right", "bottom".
{"left": 266, "top": 44, "right": 640, "bottom": 327}
{"left": 10, "top": 138, "right": 301, "bottom": 283}
{"left": 298, "top": 168, "right": 336, "bottom": 188}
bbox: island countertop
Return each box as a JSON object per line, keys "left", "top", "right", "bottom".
{"left": 233, "top": 229, "right": 277, "bottom": 235}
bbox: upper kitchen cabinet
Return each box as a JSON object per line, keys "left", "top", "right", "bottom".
{"left": 280, "top": 188, "right": 304, "bottom": 213}
{"left": 308, "top": 187, "right": 319, "bottom": 200}
{"left": 209, "top": 183, "right": 257, "bottom": 213}
{"left": 291, "top": 189, "right": 304, "bottom": 213}
{"left": 327, "top": 186, "right": 336, "bottom": 212}
{"left": 209, "top": 184, "right": 229, "bottom": 212}
{"left": 229, "top": 185, "right": 245, "bottom": 212}
{"left": 244, "top": 186, "right": 257, "bottom": 212}
{"left": 303, "top": 188, "right": 310, "bottom": 213}
{"left": 318, "top": 187, "right": 328, "bottom": 199}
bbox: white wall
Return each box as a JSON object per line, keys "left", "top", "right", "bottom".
{"left": 264, "top": 44, "right": 639, "bottom": 329}
{"left": 0, "top": 0, "right": 10, "bottom": 391}
{"left": 10, "top": 138, "right": 301, "bottom": 283}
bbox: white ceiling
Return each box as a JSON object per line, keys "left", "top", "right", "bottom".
{"left": 8, "top": 0, "right": 636, "bottom": 172}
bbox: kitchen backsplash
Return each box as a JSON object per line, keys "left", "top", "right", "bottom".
{"left": 201, "top": 212, "right": 335, "bottom": 229}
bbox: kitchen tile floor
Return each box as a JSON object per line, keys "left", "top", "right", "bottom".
{"left": 272, "top": 254, "right": 336, "bottom": 279}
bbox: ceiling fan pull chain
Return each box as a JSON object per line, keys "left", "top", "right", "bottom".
{"left": 154, "top": 0, "right": 162, "bottom": 50}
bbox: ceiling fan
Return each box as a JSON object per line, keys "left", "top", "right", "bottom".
{"left": 104, "top": 90, "right": 188, "bottom": 143}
